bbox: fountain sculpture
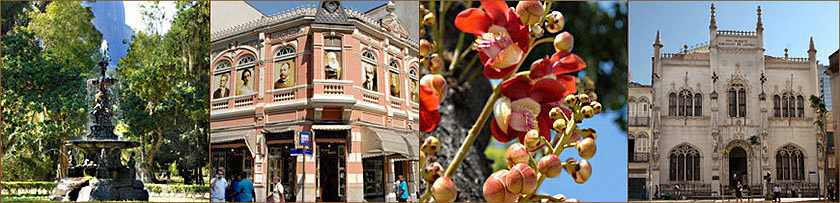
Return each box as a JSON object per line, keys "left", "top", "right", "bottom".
{"left": 50, "top": 60, "right": 149, "bottom": 201}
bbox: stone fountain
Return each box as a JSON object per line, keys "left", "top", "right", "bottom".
{"left": 50, "top": 60, "right": 149, "bottom": 201}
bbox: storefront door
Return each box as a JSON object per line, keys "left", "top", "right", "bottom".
{"left": 318, "top": 143, "right": 346, "bottom": 202}
{"left": 269, "top": 144, "right": 296, "bottom": 202}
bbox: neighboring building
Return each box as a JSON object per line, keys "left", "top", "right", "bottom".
{"left": 830, "top": 50, "right": 840, "bottom": 198}
{"left": 820, "top": 64, "right": 833, "bottom": 111}
{"left": 628, "top": 81, "right": 653, "bottom": 200}
{"left": 209, "top": 1, "right": 419, "bottom": 202}
{"left": 630, "top": 4, "right": 827, "bottom": 199}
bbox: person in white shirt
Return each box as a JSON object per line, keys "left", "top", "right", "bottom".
{"left": 210, "top": 169, "right": 228, "bottom": 202}
{"left": 265, "top": 176, "right": 285, "bottom": 202}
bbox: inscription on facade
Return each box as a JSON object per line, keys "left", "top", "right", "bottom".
{"left": 718, "top": 38, "right": 757, "bottom": 48}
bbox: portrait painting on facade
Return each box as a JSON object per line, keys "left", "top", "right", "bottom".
{"left": 325, "top": 51, "right": 342, "bottom": 80}
{"left": 410, "top": 80, "right": 418, "bottom": 102}
{"left": 274, "top": 59, "right": 295, "bottom": 89}
{"left": 237, "top": 68, "right": 254, "bottom": 95}
{"left": 362, "top": 62, "right": 377, "bottom": 91}
{"left": 389, "top": 71, "right": 399, "bottom": 97}
{"left": 213, "top": 72, "right": 231, "bottom": 99}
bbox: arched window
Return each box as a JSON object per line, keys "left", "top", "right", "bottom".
{"left": 274, "top": 46, "right": 296, "bottom": 89}
{"left": 640, "top": 98, "right": 650, "bottom": 118}
{"left": 235, "top": 54, "right": 256, "bottom": 96}
{"left": 684, "top": 91, "right": 693, "bottom": 117}
{"left": 215, "top": 61, "right": 231, "bottom": 70}
{"left": 669, "top": 144, "right": 700, "bottom": 181}
{"left": 776, "top": 145, "right": 805, "bottom": 180}
{"left": 628, "top": 97, "right": 637, "bottom": 117}
{"left": 729, "top": 84, "right": 746, "bottom": 117}
{"left": 774, "top": 95, "right": 781, "bottom": 117}
{"left": 787, "top": 95, "right": 795, "bottom": 118}
{"left": 678, "top": 91, "right": 687, "bottom": 116}
{"left": 409, "top": 68, "right": 419, "bottom": 102}
{"left": 694, "top": 93, "right": 702, "bottom": 116}
{"left": 362, "top": 49, "right": 376, "bottom": 61}
{"left": 669, "top": 93, "right": 677, "bottom": 116}
{"left": 388, "top": 60, "right": 401, "bottom": 97}
{"left": 782, "top": 94, "right": 790, "bottom": 118}
{"left": 797, "top": 95, "right": 805, "bottom": 118}
{"left": 636, "top": 133, "right": 649, "bottom": 153}
{"left": 238, "top": 55, "right": 255, "bottom": 66}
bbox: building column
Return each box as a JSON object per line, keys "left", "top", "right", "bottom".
{"left": 347, "top": 130, "right": 364, "bottom": 202}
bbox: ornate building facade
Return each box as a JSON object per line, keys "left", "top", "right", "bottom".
{"left": 629, "top": 4, "right": 826, "bottom": 199}
{"left": 209, "top": 1, "right": 419, "bottom": 202}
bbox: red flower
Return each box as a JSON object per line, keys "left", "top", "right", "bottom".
{"left": 420, "top": 74, "right": 447, "bottom": 132}
{"left": 455, "top": 1, "right": 531, "bottom": 79}
{"left": 490, "top": 52, "right": 585, "bottom": 144}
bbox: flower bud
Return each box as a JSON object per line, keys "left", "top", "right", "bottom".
{"left": 530, "top": 24, "right": 544, "bottom": 38}
{"left": 431, "top": 177, "right": 458, "bottom": 202}
{"left": 590, "top": 101, "right": 602, "bottom": 114}
{"left": 548, "top": 107, "right": 565, "bottom": 121}
{"left": 524, "top": 129, "right": 544, "bottom": 152}
{"left": 579, "top": 128, "right": 597, "bottom": 140}
{"left": 421, "top": 136, "right": 440, "bottom": 155}
{"left": 516, "top": 1, "right": 544, "bottom": 25}
{"left": 576, "top": 137, "right": 597, "bottom": 159}
{"left": 563, "top": 94, "right": 578, "bottom": 108}
{"left": 577, "top": 94, "right": 591, "bottom": 105}
{"left": 545, "top": 11, "right": 565, "bottom": 33}
{"left": 571, "top": 160, "right": 592, "bottom": 184}
{"left": 420, "top": 151, "right": 426, "bottom": 168}
{"left": 505, "top": 143, "right": 530, "bottom": 169}
{"left": 552, "top": 118, "right": 567, "bottom": 133}
{"left": 420, "top": 39, "right": 434, "bottom": 56}
{"left": 580, "top": 105, "right": 594, "bottom": 119}
{"left": 506, "top": 163, "right": 538, "bottom": 194}
{"left": 483, "top": 170, "right": 518, "bottom": 202}
{"left": 429, "top": 53, "right": 443, "bottom": 73}
{"left": 423, "top": 13, "right": 435, "bottom": 26}
{"left": 553, "top": 32, "right": 574, "bottom": 52}
{"left": 538, "top": 155, "right": 563, "bottom": 178}
{"left": 423, "top": 162, "right": 444, "bottom": 183}
{"left": 588, "top": 92, "right": 598, "bottom": 101}
{"left": 493, "top": 97, "right": 512, "bottom": 134}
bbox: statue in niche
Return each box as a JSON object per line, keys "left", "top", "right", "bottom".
{"left": 325, "top": 52, "right": 341, "bottom": 79}
{"left": 390, "top": 72, "right": 400, "bottom": 97}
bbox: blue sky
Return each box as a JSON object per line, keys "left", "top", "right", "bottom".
{"left": 246, "top": 1, "right": 386, "bottom": 15}
{"left": 629, "top": 1, "right": 839, "bottom": 85}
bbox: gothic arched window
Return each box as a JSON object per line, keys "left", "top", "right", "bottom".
{"left": 694, "top": 93, "right": 702, "bottom": 116}
{"left": 237, "top": 55, "right": 255, "bottom": 66}
{"left": 729, "top": 84, "right": 746, "bottom": 117}
{"left": 782, "top": 94, "right": 790, "bottom": 118}
{"left": 773, "top": 95, "right": 781, "bottom": 117}
{"left": 776, "top": 145, "right": 805, "bottom": 181}
{"left": 787, "top": 95, "right": 795, "bottom": 118}
{"left": 669, "top": 93, "right": 677, "bottom": 116}
{"left": 216, "top": 60, "right": 231, "bottom": 70}
{"left": 669, "top": 144, "right": 701, "bottom": 181}
{"left": 797, "top": 95, "right": 805, "bottom": 118}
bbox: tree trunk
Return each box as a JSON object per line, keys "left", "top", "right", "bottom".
{"left": 145, "top": 126, "right": 164, "bottom": 183}
{"left": 420, "top": 77, "right": 494, "bottom": 202}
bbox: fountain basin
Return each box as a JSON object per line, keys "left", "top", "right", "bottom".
{"left": 65, "top": 139, "right": 140, "bottom": 155}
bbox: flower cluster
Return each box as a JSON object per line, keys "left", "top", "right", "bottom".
{"left": 419, "top": 1, "right": 601, "bottom": 202}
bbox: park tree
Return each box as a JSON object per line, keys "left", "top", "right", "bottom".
{"left": 1, "top": 1, "right": 100, "bottom": 181}
{"left": 117, "top": 1, "right": 208, "bottom": 184}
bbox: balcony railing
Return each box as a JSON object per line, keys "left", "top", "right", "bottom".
{"left": 630, "top": 152, "right": 649, "bottom": 162}
{"left": 629, "top": 117, "right": 650, "bottom": 126}
{"left": 313, "top": 80, "right": 352, "bottom": 95}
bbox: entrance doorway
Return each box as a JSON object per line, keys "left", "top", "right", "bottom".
{"left": 318, "top": 143, "right": 346, "bottom": 202}
{"left": 268, "top": 144, "right": 296, "bottom": 202}
{"left": 729, "top": 147, "right": 748, "bottom": 188}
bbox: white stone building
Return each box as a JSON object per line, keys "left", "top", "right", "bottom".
{"left": 629, "top": 4, "right": 827, "bottom": 199}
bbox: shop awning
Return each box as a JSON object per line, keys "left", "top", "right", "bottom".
{"left": 211, "top": 129, "right": 257, "bottom": 157}
{"left": 361, "top": 127, "right": 410, "bottom": 158}
{"left": 402, "top": 134, "right": 419, "bottom": 160}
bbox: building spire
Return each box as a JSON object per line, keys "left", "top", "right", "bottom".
{"left": 809, "top": 37, "right": 816, "bottom": 52}
{"left": 756, "top": 6, "right": 763, "bottom": 31}
{"left": 655, "top": 30, "right": 662, "bottom": 45}
{"left": 709, "top": 3, "right": 717, "bottom": 29}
